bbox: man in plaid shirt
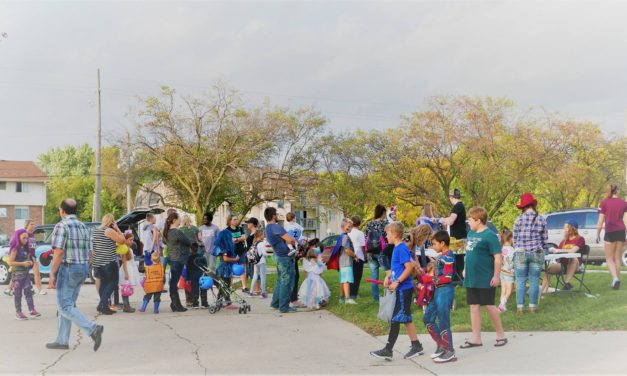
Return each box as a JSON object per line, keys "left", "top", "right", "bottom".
{"left": 46, "top": 199, "right": 104, "bottom": 352}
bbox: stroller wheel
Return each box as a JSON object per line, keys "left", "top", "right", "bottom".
{"left": 208, "top": 307, "right": 217, "bottom": 314}
{"left": 246, "top": 305, "right": 251, "bottom": 313}
{"left": 238, "top": 307, "right": 243, "bottom": 314}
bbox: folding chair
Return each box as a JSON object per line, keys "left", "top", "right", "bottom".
{"left": 552, "top": 245, "right": 591, "bottom": 294}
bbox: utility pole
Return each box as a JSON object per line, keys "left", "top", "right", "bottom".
{"left": 126, "top": 132, "right": 132, "bottom": 213}
{"left": 93, "top": 68, "right": 102, "bottom": 221}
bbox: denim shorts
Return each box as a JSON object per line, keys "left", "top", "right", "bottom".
{"left": 500, "top": 272, "right": 515, "bottom": 283}
{"left": 339, "top": 267, "right": 354, "bottom": 283}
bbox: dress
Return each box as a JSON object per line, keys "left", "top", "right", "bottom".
{"left": 298, "top": 259, "right": 330, "bottom": 308}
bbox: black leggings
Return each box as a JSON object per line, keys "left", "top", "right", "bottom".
{"left": 290, "top": 260, "right": 300, "bottom": 303}
{"left": 386, "top": 322, "right": 401, "bottom": 350}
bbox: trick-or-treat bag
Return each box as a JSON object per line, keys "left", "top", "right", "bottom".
{"left": 377, "top": 290, "right": 396, "bottom": 323}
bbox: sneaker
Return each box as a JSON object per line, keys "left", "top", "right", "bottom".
{"left": 433, "top": 350, "right": 457, "bottom": 363}
{"left": 249, "top": 292, "right": 255, "bottom": 297}
{"left": 498, "top": 304, "right": 507, "bottom": 312}
{"left": 612, "top": 280, "right": 621, "bottom": 290}
{"left": 345, "top": 299, "right": 357, "bottom": 305}
{"left": 562, "top": 282, "right": 573, "bottom": 291}
{"left": 4, "top": 288, "right": 12, "bottom": 297}
{"left": 404, "top": 343, "right": 424, "bottom": 359}
{"left": 339, "top": 298, "right": 346, "bottom": 304}
{"left": 29, "top": 310, "right": 42, "bottom": 318}
{"left": 45, "top": 342, "right": 69, "bottom": 350}
{"left": 314, "top": 304, "right": 321, "bottom": 310}
{"left": 430, "top": 346, "right": 445, "bottom": 359}
{"left": 242, "top": 288, "right": 249, "bottom": 293}
{"left": 16, "top": 311, "right": 28, "bottom": 320}
{"left": 280, "top": 307, "right": 298, "bottom": 313}
{"left": 370, "top": 347, "right": 393, "bottom": 361}
{"left": 260, "top": 293, "right": 267, "bottom": 299}
{"left": 201, "top": 303, "right": 210, "bottom": 308}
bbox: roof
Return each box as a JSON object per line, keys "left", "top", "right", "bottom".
{"left": 0, "top": 160, "right": 49, "bottom": 182}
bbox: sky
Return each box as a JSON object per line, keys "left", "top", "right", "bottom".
{"left": 1, "top": 0, "right": 626, "bottom": 161}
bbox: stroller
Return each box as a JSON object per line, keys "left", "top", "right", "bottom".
{"left": 194, "top": 257, "right": 251, "bottom": 315}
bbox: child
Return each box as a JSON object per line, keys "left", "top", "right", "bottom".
{"left": 422, "top": 230, "right": 457, "bottom": 363}
{"left": 8, "top": 229, "right": 41, "bottom": 320}
{"left": 499, "top": 230, "right": 515, "bottom": 312}
{"left": 249, "top": 231, "right": 268, "bottom": 298}
{"left": 139, "top": 251, "right": 165, "bottom": 314}
{"left": 338, "top": 218, "right": 356, "bottom": 304}
{"left": 298, "top": 245, "right": 331, "bottom": 309}
{"left": 370, "top": 222, "right": 424, "bottom": 361}
{"left": 187, "top": 243, "right": 209, "bottom": 308}
{"left": 215, "top": 228, "right": 239, "bottom": 306}
{"left": 460, "top": 207, "right": 507, "bottom": 349}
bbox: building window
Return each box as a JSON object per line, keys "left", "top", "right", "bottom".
{"left": 16, "top": 182, "right": 29, "bottom": 193}
{"left": 0, "top": 182, "right": 6, "bottom": 190}
{"left": 0, "top": 208, "right": 6, "bottom": 218}
{"left": 15, "top": 207, "right": 29, "bottom": 220}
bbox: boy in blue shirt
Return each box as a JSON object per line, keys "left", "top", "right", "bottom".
{"left": 370, "top": 222, "right": 424, "bottom": 361}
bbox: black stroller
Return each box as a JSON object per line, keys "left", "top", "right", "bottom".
{"left": 194, "top": 258, "right": 251, "bottom": 315}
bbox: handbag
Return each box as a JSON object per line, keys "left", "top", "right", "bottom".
{"left": 377, "top": 290, "right": 396, "bottom": 323}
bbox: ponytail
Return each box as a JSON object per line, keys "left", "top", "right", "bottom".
{"left": 163, "top": 212, "right": 179, "bottom": 241}
{"left": 608, "top": 184, "right": 619, "bottom": 199}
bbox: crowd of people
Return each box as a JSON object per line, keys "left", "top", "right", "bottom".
{"left": 3, "top": 183, "right": 625, "bottom": 360}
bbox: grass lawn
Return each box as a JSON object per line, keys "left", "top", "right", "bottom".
{"left": 263, "top": 267, "right": 627, "bottom": 336}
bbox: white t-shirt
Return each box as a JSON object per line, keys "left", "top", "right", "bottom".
{"left": 255, "top": 240, "right": 269, "bottom": 265}
{"left": 141, "top": 223, "right": 158, "bottom": 252}
{"left": 199, "top": 224, "right": 220, "bottom": 254}
{"left": 284, "top": 221, "right": 304, "bottom": 241}
{"left": 348, "top": 228, "right": 366, "bottom": 261}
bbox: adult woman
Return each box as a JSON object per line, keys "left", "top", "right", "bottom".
{"left": 596, "top": 184, "right": 627, "bottom": 290}
{"left": 364, "top": 204, "right": 389, "bottom": 302}
{"left": 416, "top": 203, "right": 438, "bottom": 230}
{"left": 92, "top": 214, "right": 126, "bottom": 315}
{"left": 512, "top": 193, "right": 547, "bottom": 314}
{"left": 179, "top": 215, "right": 200, "bottom": 251}
{"left": 164, "top": 211, "right": 191, "bottom": 312}
{"left": 542, "top": 220, "right": 585, "bottom": 293}
{"left": 226, "top": 214, "right": 248, "bottom": 292}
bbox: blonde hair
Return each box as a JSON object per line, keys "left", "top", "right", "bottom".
{"left": 254, "top": 230, "right": 265, "bottom": 242}
{"left": 500, "top": 230, "right": 513, "bottom": 246}
{"left": 100, "top": 213, "right": 115, "bottom": 229}
{"left": 409, "top": 224, "right": 433, "bottom": 250}
{"left": 341, "top": 218, "right": 353, "bottom": 230}
{"left": 468, "top": 207, "right": 488, "bottom": 224}
{"left": 24, "top": 219, "right": 34, "bottom": 229}
{"left": 565, "top": 223, "right": 579, "bottom": 239}
{"left": 226, "top": 214, "right": 239, "bottom": 227}
{"left": 385, "top": 222, "right": 404, "bottom": 238}
{"left": 422, "top": 203, "right": 434, "bottom": 218}
{"left": 181, "top": 214, "right": 193, "bottom": 227}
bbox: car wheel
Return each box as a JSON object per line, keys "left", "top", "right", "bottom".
{"left": 622, "top": 249, "right": 627, "bottom": 267}
{"left": 0, "top": 262, "right": 10, "bottom": 285}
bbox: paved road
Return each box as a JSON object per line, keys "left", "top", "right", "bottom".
{"left": 1, "top": 285, "right": 626, "bottom": 375}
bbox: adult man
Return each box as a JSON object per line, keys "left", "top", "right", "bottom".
{"left": 264, "top": 207, "right": 297, "bottom": 313}
{"left": 438, "top": 188, "right": 467, "bottom": 240}
{"left": 46, "top": 199, "right": 104, "bottom": 352}
{"left": 199, "top": 212, "right": 220, "bottom": 271}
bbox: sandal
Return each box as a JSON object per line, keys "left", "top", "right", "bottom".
{"left": 494, "top": 338, "right": 508, "bottom": 347}
{"left": 459, "top": 341, "right": 483, "bottom": 349}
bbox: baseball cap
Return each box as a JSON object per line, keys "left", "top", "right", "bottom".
{"left": 244, "top": 217, "right": 259, "bottom": 226}
{"left": 565, "top": 220, "right": 578, "bottom": 230}
{"left": 449, "top": 188, "right": 462, "bottom": 199}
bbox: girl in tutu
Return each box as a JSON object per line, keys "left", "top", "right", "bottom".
{"left": 298, "top": 243, "right": 330, "bottom": 310}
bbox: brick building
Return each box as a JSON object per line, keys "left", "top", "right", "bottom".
{"left": 0, "top": 161, "right": 48, "bottom": 240}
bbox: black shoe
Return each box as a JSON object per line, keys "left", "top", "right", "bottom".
{"left": 170, "top": 303, "right": 177, "bottom": 312}
{"left": 98, "top": 307, "right": 116, "bottom": 315}
{"left": 370, "top": 347, "right": 393, "bottom": 361}
{"left": 90, "top": 325, "right": 104, "bottom": 352}
{"left": 563, "top": 282, "right": 573, "bottom": 291}
{"left": 612, "top": 280, "right": 621, "bottom": 290}
{"left": 242, "top": 288, "right": 249, "bottom": 293}
{"left": 430, "top": 345, "right": 445, "bottom": 359}
{"left": 404, "top": 343, "right": 424, "bottom": 359}
{"left": 433, "top": 350, "right": 457, "bottom": 363}
{"left": 46, "top": 342, "right": 69, "bottom": 350}
{"left": 201, "top": 302, "right": 209, "bottom": 308}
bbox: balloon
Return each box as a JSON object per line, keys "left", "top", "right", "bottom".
{"left": 199, "top": 276, "right": 213, "bottom": 290}
{"left": 231, "top": 263, "right": 244, "bottom": 276}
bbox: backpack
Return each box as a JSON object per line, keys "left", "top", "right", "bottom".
{"left": 366, "top": 222, "right": 386, "bottom": 254}
{"left": 247, "top": 241, "right": 263, "bottom": 265}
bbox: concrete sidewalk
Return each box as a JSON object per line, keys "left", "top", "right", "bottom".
{"left": 1, "top": 285, "right": 626, "bottom": 375}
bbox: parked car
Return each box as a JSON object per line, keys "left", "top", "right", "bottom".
{"left": 0, "top": 208, "right": 163, "bottom": 285}
{"left": 544, "top": 208, "right": 616, "bottom": 265}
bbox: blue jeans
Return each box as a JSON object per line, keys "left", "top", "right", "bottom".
{"left": 97, "top": 261, "right": 118, "bottom": 311}
{"left": 423, "top": 285, "right": 455, "bottom": 351}
{"left": 367, "top": 253, "right": 391, "bottom": 302}
{"left": 514, "top": 251, "right": 544, "bottom": 308}
{"left": 169, "top": 261, "right": 184, "bottom": 293}
{"left": 271, "top": 256, "right": 294, "bottom": 312}
{"left": 54, "top": 264, "right": 97, "bottom": 345}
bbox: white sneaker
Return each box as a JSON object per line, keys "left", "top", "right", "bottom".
{"left": 38, "top": 289, "right": 48, "bottom": 295}
{"left": 346, "top": 299, "right": 357, "bottom": 305}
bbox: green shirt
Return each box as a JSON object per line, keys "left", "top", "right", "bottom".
{"left": 463, "top": 229, "right": 501, "bottom": 289}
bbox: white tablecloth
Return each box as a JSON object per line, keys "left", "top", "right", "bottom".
{"left": 545, "top": 253, "right": 581, "bottom": 262}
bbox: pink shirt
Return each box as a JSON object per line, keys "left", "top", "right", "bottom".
{"left": 599, "top": 197, "right": 627, "bottom": 233}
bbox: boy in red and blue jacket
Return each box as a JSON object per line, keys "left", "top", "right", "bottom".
{"left": 422, "top": 230, "right": 457, "bottom": 363}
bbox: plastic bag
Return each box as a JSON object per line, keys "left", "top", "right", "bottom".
{"left": 377, "top": 290, "right": 396, "bottom": 323}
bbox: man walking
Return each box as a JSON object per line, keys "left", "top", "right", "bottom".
{"left": 46, "top": 199, "right": 104, "bottom": 352}
{"left": 264, "top": 207, "right": 297, "bottom": 313}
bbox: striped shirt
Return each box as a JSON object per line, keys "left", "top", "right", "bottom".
{"left": 513, "top": 211, "right": 548, "bottom": 252}
{"left": 51, "top": 215, "right": 91, "bottom": 264}
{"left": 91, "top": 227, "right": 117, "bottom": 267}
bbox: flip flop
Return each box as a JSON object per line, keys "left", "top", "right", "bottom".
{"left": 459, "top": 341, "right": 483, "bottom": 349}
{"left": 494, "top": 338, "right": 508, "bottom": 347}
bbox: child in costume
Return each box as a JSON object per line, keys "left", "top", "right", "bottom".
{"left": 8, "top": 229, "right": 41, "bottom": 320}
{"left": 298, "top": 246, "right": 330, "bottom": 309}
{"left": 139, "top": 251, "right": 165, "bottom": 314}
